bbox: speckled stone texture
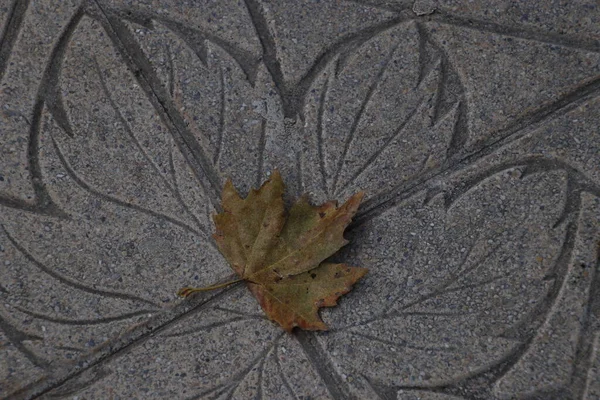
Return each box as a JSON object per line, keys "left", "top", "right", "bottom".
{"left": 0, "top": 1, "right": 599, "bottom": 399}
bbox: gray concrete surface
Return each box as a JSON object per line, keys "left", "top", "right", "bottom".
{"left": 1, "top": 0, "right": 599, "bottom": 399}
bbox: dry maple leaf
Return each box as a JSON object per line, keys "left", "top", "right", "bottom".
{"left": 178, "top": 170, "right": 368, "bottom": 332}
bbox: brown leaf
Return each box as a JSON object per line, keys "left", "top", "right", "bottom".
{"left": 179, "top": 170, "right": 367, "bottom": 332}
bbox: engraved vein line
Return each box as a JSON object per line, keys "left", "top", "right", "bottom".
{"left": 331, "top": 41, "right": 402, "bottom": 195}
{"left": 390, "top": 310, "right": 474, "bottom": 317}
{"left": 445, "top": 163, "right": 526, "bottom": 208}
{"left": 50, "top": 134, "right": 204, "bottom": 238}
{"left": 416, "top": 21, "right": 429, "bottom": 86}
{"left": 565, "top": 228, "right": 600, "bottom": 398}
{"left": 55, "top": 345, "right": 85, "bottom": 353}
{"left": 46, "top": 63, "right": 76, "bottom": 138}
{"left": 92, "top": 56, "right": 208, "bottom": 236}
{"left": 254, "top": 347, "right": 267, "bottom": 400}
{"left": 349, "top": 331, "right": 460, "bottom": 353}
{"left": 377, "top": 229, "right": 478, "bottom": 320}
{"left": 399, "top": 239, "right": 501, "bottom": 312}
{"left": 257, "top": 117, "right": 267, "bottom": 188}
{"left": 166, "top": 44, "right": 175, "bottom": 97}
{"left": 213, "top": 306, "right": 266, "bottom": 319}
{"left": 339, "top": 91, "right": 429, "bottom": 195}
{"left": 214, "top": 65, "right": 226, "bottom": 165}
{"left": 425, "top": 273, "right": 509, "bottom": 299}
{"left": 296, "top": 150, "right": 303, "bottom": 193}
{"left": 581, "top": 334, "right": 600, "bottom": 398}
{"left": 316, "top": 72, "right": 330, "bottom": 196}
{"left": 14, "top": 306, "right": 155, "bottom": 326}
{"left": 0, "top": 0, "right": 30, "bottom": 81}
{"left": 554, "top": 176, "right": 579, "bottom": 229}
{"left": 0, "top": 313, "right": 49, "bottom": 369}
{"left": 275, "top": 345, "right": 300, "bottom": 400}
{"left": 160, "top": 316, "right": 251, "bottom": 338}
{"left": 362, "top": 276, "right": 409, "bottom": 324}
{"left": 205, "top": 201, "right": 212, "bottom": 228}
{"left": 47, "top": 367, "right": 113, "bottom": 397}
{"left": 432, "top": 70, "right": 448, "bottom": 128}
{"left": 445, "top": 236, "right": 500, "bottom": 282}
{"left": 223, "top": 351, "right": 269, "bottom": 400}
{"left": 342, "top": 0, "right": 406, "bottom": 12}
{"left": 427, "top": 33, "right": 455, "bottom": 127}
{"left": 417, "top": 153, "right": 434, "bottom": 177}
{"left": 1, "top": 225, "right": 159, "bottom": 307}
{"left": 361, "top": 375, "right": 395, "bottom": 400}
{"left": 434, "top": 101, "right": 462, "bottom": 159}
{"left": 187, "top": 381, "right": 227, "bottom": 400}
{"left": 167, "top": 144, "right": 213, "bottom": 240}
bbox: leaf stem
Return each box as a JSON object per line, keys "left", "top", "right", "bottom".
{"left": 177, "top": 278, "right": 243, "bottom": 297}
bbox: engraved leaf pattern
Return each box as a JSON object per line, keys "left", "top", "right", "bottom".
{"left": 0, "top": 2, "right": 598, "bottom": 399}
{"left": 320, "top": 167, "right": 568, "bottom": 394}
{"left": 302, "top": 21, "right": 461, "bottom": 202}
